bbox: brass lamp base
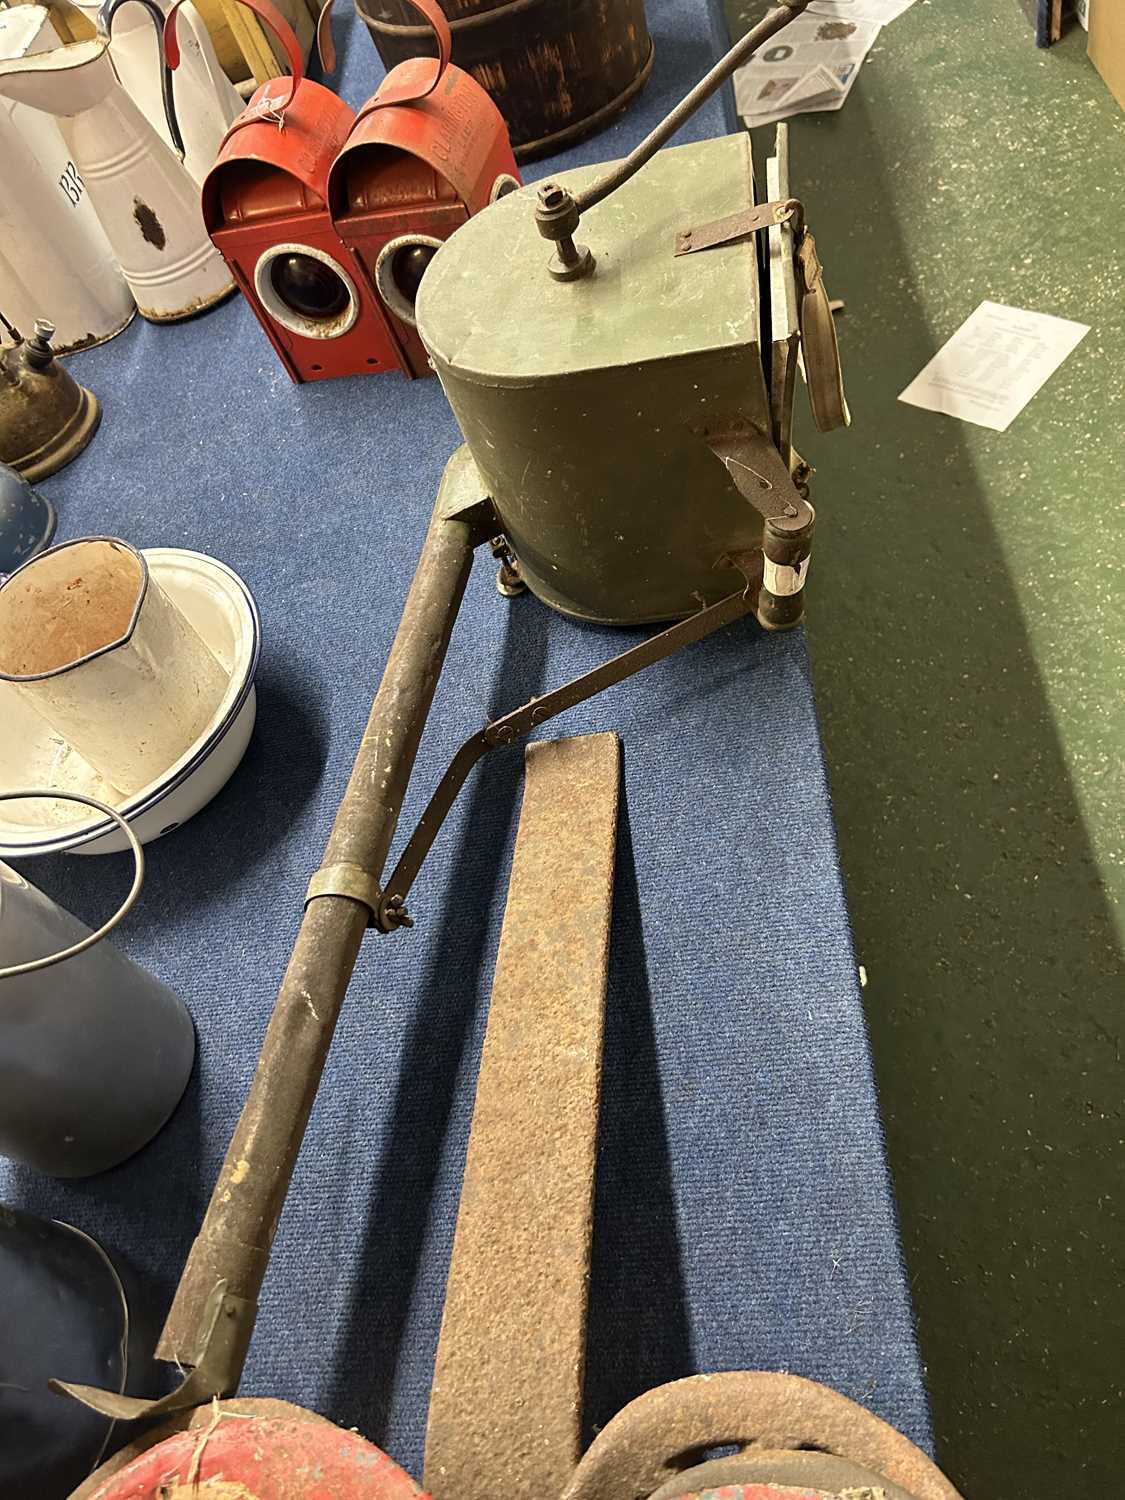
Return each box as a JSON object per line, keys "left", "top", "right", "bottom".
{"left": 0, "top": 320, "right": 102, "bottom": 482}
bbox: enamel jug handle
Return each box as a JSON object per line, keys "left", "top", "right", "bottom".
{"left": 100, "top": 0, "right": 185, "bottom": 158}
{"left": 165, "top": 0, "right": 324, "bottom": 121}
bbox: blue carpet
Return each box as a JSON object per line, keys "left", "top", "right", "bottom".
{"left": 0, "top": 0, "right": 934, "bottom": 1474}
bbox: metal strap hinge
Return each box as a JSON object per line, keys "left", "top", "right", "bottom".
{"left": 675, "top": 197, "right": 804, "bottom": 257}
{"left": 52, "top": 1279, "right": 253, "bottom": 1419}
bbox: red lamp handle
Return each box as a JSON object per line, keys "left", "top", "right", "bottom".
{"left": 164, "top": 0, "right": 324, "bottom": 118}
{"left": 358, "top": 0, "right": 454, "bottom": 117}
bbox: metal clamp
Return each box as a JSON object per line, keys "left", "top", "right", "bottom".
{"left": 304, "top": 862, "right": 382, "bottom": 925}
{"left": 53, "top": 1279, "right": 254, "bottom": 1419}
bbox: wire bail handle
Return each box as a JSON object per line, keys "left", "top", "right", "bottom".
{"left": 100, "top": 0, "right": 185, "bottom": 157}
{"left": 0, "top": 790, "right": 145, "bottom": 980}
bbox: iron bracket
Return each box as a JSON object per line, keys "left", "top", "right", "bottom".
{"left": 52, "top": 1279, "right": 253, "bottom": 1419}
{"left": 698, "top": 426, "right": 815, "bottom": 631}
{"left": 440, "top": 494, "right": 501, "bottom": 548}
{"left": 374, "top": 552, "right": 765, "bottom": 933}
{"left": 304, "top": 861, "right": 383, "bottom": 922}
{"left": 676, "top": 191, "right": 848, "bottom": 435}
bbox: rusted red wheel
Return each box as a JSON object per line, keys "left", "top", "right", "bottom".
{"left": 83, "top": 1411, "right": 432, "bottom": 1500}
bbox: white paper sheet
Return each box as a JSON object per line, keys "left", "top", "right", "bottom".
{"left": 809, "top": 0, "right": 919, "bottom": 23}
{"left": 781, "top": 64, "right": 847, "bottom": 111}
{"left": 734, "top": 11, "right": 880, "bottom": 127}
{"left": 897, "top": 301, "right": 1090, "bottom": 432}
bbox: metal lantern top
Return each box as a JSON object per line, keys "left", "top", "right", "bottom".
{"left": 174, "top": 0, "right": 353, "bottom": 228}
{"left": 200, "top": 84, "right": 354, "bottom": 231}
{"left": 328, "top": 56, "right": 516, "bottom": 223}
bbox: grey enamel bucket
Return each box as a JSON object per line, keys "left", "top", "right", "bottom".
{"left": 0, "top": 792, "right": 194, "bottom": 1176}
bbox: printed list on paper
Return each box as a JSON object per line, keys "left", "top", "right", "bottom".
{"left": 897, "top": 301, "right": 1090, "bottom": 432}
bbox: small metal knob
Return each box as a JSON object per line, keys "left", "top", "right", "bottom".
{"left": 534, "top": 183, "right": 595, "bottom": 283}
{"left": 25, "top": 320, "right": 57, "bottom": 371}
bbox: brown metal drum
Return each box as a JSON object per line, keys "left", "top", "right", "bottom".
{"left": 353, "top": 0, "right": 654, "bottom": 161}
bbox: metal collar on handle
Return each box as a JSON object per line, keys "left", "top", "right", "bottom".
{"left": 354, "top": 0, "right": 452, "bottom": 119}
{"left": 100, "top": 0, "right": 185, "bottom": 158}
{"left": 534, "top": 0, "right": 811, "bottom": 279}
{"left": 0, "top": 790, "right": 144, "bottom": 980}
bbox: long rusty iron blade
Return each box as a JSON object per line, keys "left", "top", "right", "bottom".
{"left": 423, "top": 732, "right": 621, "bottom": 1500}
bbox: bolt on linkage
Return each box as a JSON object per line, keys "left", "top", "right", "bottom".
{"left": 489, "top": 535, "right": 526, "bottom": 597}
{"left": 380, "top": 893, "right": 413, "bottom": 930}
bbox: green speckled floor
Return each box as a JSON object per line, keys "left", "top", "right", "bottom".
{"left": 724, "top": 2, "right": 1124, "bottom": 1493}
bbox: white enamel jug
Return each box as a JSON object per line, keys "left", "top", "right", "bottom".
{"left": 69, "top": 0, "right": 242, "bottom": 184}
{"left": 0, "top": 25, "right": 234, "bottom": 322}
{"left": 0, "top": 538, "right": 226, "bottom": 796}
{"left": 0, "top": 5, "right": 134, "bottom": 351}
